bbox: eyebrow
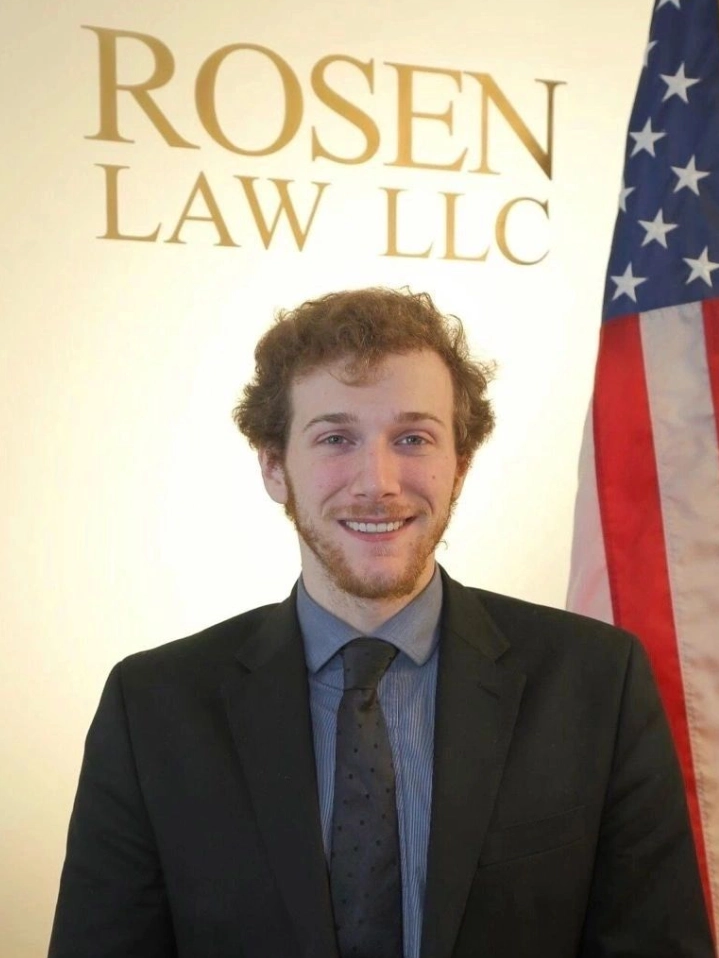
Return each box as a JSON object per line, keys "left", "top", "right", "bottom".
{"left": 302, "top": 411, "right": 446, "bottom": 432}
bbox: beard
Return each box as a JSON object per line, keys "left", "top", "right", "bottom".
{"left": 283, "top": 478, "right": 458, "bottom": 601}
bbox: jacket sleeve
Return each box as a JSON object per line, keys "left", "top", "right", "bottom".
{"left": 579, "top": 636, "right": 714, "bottom": 957}
{"left": 48, "top": 664, "right": 176, "bottom": 958}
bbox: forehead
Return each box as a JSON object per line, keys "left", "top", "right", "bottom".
{"left": 289, "top": 350, "right": 455, "bottom": 423}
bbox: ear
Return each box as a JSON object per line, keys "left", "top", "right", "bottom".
{"left": 258, "top": 447, "right": 289, "bottom": 505}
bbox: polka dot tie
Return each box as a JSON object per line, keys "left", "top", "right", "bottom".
{"left": 330, "top": 638, "right": 403, "bottom": 958}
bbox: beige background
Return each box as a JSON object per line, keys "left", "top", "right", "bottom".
{"left": 1, "top": 1, "right": 652, "bottom": 954}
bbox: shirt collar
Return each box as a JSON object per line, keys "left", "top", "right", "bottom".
{"left": 296, "top": 566, "right": 443, "bottom": 673}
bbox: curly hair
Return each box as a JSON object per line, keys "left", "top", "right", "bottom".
{"left": 233, "top": 287, "right": 495, "bottom": 463}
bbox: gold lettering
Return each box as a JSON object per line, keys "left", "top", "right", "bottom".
{"left": 381, "top": 188, "right": 433, "bottom": 258}
{"left": 495, "top": 197, "right": 549, "bottom": 265}
{"left": 311, "top": 55, "right": 380, "bottom": 165}
{"left": 386, "top": 63, "right": 467, "bottom": 171}
{"left": 237, "top": 177, "right": 328, "bottom": 250}
{"left": 96, "top": 164, "right": 161, "bottom": 241}
{"left": 467, "top": 74, "right": 564, "bottom": 177}
{"left": 83, "top": 26, "right": 197, "bottom": 147}
{"left": 196, "top": 45, "right": 302, "bottom": 155}
{"left": 165, "top": 173, "right": 238, "bottom": 246}
{"left": 441, "top": 193, "right": 489, "bottom": 261}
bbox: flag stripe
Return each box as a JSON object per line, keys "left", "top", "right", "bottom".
{"left": 640, "top": 302, "right": 718, "bottom": 915}
{"left": 565, "top": 402, "right": 614, "bottom": 623}
{"left": 593, "top": 315, "right": 675, "bottom": 641}
{"left": 704, "top": 299, "right": 719, "bottom": 440}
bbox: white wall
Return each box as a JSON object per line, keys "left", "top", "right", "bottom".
{"left": 0, "top": 0, "right": 652, "bottom": 953}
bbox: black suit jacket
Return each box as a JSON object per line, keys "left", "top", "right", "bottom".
{"left": 49, "top": 572, "right": 713, "bottom": 957}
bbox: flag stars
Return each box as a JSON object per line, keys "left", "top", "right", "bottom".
{"left": 638, "top": 209, "right": 678, "bottom": 248}
{"left": 684, "top": 248, "right": 719, "bottom": 286}
{"left": 619, "top": 178, "right": 635, "bottom": 212}
{"left": 672, "top": 156, "right": 710, "bottom": 195}
{"left": 611, "top": 263, "right": 647, "bottom": 302}
{"left": 643, "top": 40, "right": 657, "bottom": 69}
{"left": 660, "top": 63, "right": 700, "bottom": 102}
{"left": 629, "top": 119, "right": 666, "bottom": 157}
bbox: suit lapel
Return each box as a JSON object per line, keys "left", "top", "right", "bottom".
{"left": 222, "top": 591, "right": 339, "bottom": 958}
{"left": 420, "top": 573, "right": 526, "bottom": 958}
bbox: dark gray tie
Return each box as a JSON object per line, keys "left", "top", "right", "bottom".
{"left": 330, "top": 638, "right": 403, "bottom": 958}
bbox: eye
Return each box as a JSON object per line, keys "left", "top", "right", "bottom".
{"left": 398, "top": 434, "right": 428, "bottom": 446}
{"left": 320, "top": 434, "right": 348, "bottom": 445}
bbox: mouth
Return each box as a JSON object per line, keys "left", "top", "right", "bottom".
{"left": 340, "top": 518, "right": 411, "bottom": 534}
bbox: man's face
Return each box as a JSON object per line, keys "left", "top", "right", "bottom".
{"left": 260, "top": 350, "right": 466, "bottom": 610}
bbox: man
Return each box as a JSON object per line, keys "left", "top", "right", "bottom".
{"left": 49, "top": 288, "right": 713, "bottom": 958}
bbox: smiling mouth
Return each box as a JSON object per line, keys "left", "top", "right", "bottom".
{"left": 341, "top": 519, "right": 409, "bottom": 534}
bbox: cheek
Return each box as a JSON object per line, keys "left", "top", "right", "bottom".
{"left": 309, "top": 459, "right": 353, "bottom": 498}
{"left": 407, "top": 460, "right": 457, "bottom": 494}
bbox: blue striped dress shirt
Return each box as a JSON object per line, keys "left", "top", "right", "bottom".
{"left": 296, "top": 567, "right": 442, "bottom": 958}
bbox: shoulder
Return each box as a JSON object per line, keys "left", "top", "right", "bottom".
{"left": 443, "top": 575, "right": 662, "bottom": 729}
{"left": 114, "top": 598, "right": 289, "bottom": 690}
{"left": 443, "top": 572, "right": 642, "bottom": 672}
{"left": 480, "top": 586, "right": 630, "bottom": 644}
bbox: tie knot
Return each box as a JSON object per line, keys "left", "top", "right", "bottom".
{"left": 342, "top": 638, "right": 398, "bottom": 690}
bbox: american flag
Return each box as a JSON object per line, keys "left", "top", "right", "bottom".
{"left": 567, "top": 0, "right": 719, "bottom": 938}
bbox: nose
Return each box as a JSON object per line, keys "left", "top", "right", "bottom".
{"left": 349, "top": 441, "right": 401, "bottom": 499}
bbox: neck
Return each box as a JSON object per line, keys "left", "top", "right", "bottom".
{"left": 301, "top": 563, "right": 436, "bottom": 633}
